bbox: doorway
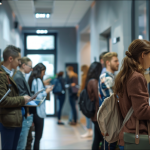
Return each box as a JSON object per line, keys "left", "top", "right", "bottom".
{"left": 24, "top": 33, "right": 57, "bottom": 116}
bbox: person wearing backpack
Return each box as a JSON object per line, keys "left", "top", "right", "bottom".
{"left": 114, "top": 39, "right": 150, "bottom": 150}
{"left": 56, "top": 71, "right": 66, "bottom": 125}
{"left": 78, "top": 65, "right": 93, "bottom": 138}
{"left": 66, "top": 66, "right": 78, "bottom": 125}
{"left": 99, "top": 52, "right": 119, "bottom": 150}
{"left": 86, "top": 62, "right": 103, "bottom": 150}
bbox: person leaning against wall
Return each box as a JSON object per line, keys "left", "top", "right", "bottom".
{"left": 0, "top": 45, "right": 32, "bottom": 150}
{"left": 28, "top": 63, "right": 53, "bottom": 150}
{"left": 77, "top": 65, "right": 93, "bottom": 138}
{"left": 13, "top": 57, "right": 33, "bottom": 150}
{"left": 114, "top": 39, "right": 150, "bottom": 150}
{"left": 66, "top": 66, "right": 78, "bottom": 125}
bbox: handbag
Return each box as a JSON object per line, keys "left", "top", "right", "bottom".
{"left": 124, "top": 119, "right": 150, "bottom": 150}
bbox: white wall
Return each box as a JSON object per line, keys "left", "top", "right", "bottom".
{"left": 0, "top": 1, "right": 23, "bottom": 58}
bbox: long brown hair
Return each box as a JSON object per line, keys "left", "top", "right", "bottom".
{"left": 114, "top": 39, "right": 150, "bottom": 98}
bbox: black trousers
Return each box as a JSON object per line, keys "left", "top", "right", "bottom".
{"left": 92, "top": 121, "right": 103, "bottom": 150}
{"left": 57, "top": 94, "right": 65, "bottom": 120}
{"left": 33, "top": 113, "right": 44, "bottom": 150}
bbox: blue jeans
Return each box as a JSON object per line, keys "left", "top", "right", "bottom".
{"left": 0, "top": 123, "right": 22, "bottom": 150}
{"left": 17, "top": 115, "right": 33, "bottom": 150}
{"left": 69, "top": 94, "right": 77, "bottom": 123}
{"left": 57, "top": 94, "right": 65, "bottom": 120}
{"left": 86, "top": 117, "right": 92, "bottom": 129}
{"left": 119, "top": 145, "right": 124, "bottom": 150}
{"left": 101, "top": 140, "right": 117, "bottom": 150}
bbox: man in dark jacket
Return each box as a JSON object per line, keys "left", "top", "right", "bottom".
{"left": 13, "top": 57, "right": 33, "bottom": 150}
{"left": 0, "top": 45, "right": 31, "bottom": 150}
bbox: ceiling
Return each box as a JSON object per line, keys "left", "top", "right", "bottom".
{"left": 8, "top": 0, "right": 93, "bottom": 27}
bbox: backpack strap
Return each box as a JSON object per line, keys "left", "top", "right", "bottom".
{"left": 119, "top": 107, "right": 134, "bottom": 132}
{"left": 0, "top": 71, "right": 11, "bottom": 88}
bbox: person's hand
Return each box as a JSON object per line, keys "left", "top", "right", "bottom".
{"left": 43, "top": 78, "right": 51, "bottom": 85}
{"left": 46, "top": 85, "right": 54, "bottom": 94}
{"left": 24, "top": 95, "right": 31, "bottom": 104}
{"left": 71, "top": 83, "right": 76, "bottom": 87}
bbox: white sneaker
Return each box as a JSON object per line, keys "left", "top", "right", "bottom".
{"left": 81, "top": 130, "right": 93, "bottom": 138}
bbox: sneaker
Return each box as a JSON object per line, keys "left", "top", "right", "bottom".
{"left": 81, "top": 130, "right": 93, "bottom": 138}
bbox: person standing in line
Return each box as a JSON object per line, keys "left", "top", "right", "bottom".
{"left": 86, "top": 62, "right": 103, "bottom": 150}
{"left": 56, "top": 71, "right": 66, "bottom": 125}
{"left": 114, "top": 39, "right": 150, "bottom": 150}
{"left": 13, "top": 57, "right": 33, "bottom": 150}
{"left": 0, "top": 45, "right": 31, "bottom": 150}
{"left": 28, "top": 63, "right": 53, "bottom": 150}
{"left": 99, "top": 52, "right": 119, "bottom": 150}
{"left": 99, "top": 52, "right": 108, "bottom": 75}
{"left": 77, "top": 65, "right": 93, "bottom": 138}
{"left": 66, "top": 66, "right": 78, "bottom": 125}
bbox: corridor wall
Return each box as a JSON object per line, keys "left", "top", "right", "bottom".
{"left": 0, "top": 1, "right": 23, "bottom": 57}
{"left": 77, "top": 1, "right": 132, "bottom": 74}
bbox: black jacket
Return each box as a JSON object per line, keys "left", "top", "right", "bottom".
{"left": 13, "top": 70, "right": 32, "bottom": 115}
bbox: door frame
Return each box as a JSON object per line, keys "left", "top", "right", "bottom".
{"left": 24, "top": 33, "right": 57, "bottom": 117}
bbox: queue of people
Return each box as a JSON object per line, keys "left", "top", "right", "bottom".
{"left": 1, "top": 39, "right": 150, "bottom": 150}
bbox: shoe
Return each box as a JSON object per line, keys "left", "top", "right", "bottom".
{"left": 57, "top": 122, "right": 64, "bottom": 125}
{"left": 69, "top": 122, "right": 77, "bottom": 125}
{"left": 81, "top": 130, "right": 93, "bottom": 138}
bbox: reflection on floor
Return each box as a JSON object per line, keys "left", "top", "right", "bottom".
{"left": 40, "top": 117, "right": 92, "bottom": 149}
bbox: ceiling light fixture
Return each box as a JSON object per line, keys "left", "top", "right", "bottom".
{"left": 35, "top": 13, "right": 50, "bottom": 19}
{"left": 0, "top": 0, "right": 2, "bottom": 5}
{"left": 36, "top": 30, "right": 48, "bottom": 34}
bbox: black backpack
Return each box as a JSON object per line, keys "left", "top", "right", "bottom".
{"left": 78, "top": 88, "right": 95, "bottom": 118}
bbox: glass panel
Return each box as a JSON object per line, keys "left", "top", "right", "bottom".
{"left": 26, "top": 35, "right": 55, "bottom": 50}
{"left": 135, "top": 1, "right": 147, "bottom": 40}
{"left": 27, "top": 54, "right": 55, "bottom": 115}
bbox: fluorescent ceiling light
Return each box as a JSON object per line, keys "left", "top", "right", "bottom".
{"left": 36, "top": 30, "right": 48, "bottom": 34}
{"left": 35, "top": 13, "right": 50, "bottom": 19}
{"left": 0, "top": 0, "right": 2, "bottom": 5}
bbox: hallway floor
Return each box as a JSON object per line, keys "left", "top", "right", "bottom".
{"left": 39, "top": 117, "right": 93, "bottom": 149}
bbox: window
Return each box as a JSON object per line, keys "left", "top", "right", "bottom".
{"left": 26, "top": 35, "right": 55, "bottom": 50}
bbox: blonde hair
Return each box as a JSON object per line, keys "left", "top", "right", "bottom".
{"left": 66, "top": 66, "right": 74, "bottom": 72}
{"left": 19, "top": 57, "right": 31, "bottom": 68}
{"left": 81, "top": 65, "right": 89, "bottom": 75}
{"left": 103, "top": 52, "right": 118, "bottom": 67}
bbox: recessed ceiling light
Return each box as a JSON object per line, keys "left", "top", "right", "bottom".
{"left": 36, "top": 30, "right": 48, "bottom": 34}
{"left": 35, "top": 13, "right": 50, "bottom": 19}
{"left": 0, "top": 0, "right": 2, "bottom": 5}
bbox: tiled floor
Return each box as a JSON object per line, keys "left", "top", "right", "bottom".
{"left": 39, "top": 117, "right": 93, "bottom": 149}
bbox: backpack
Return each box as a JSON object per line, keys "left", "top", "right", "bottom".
{"left": 78, "top": 88, "right": 95, "bottom": 118}
{"left": 97, "top": 93, "right": 133, "bottom": 143}
{"left": 51, "top": 78, "right": 62, "bottom": 94}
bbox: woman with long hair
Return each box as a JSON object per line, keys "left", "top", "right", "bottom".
{"left": 78, "top": 65, "right": 93, "bottom": 138}
{"left": 114, "top": 39, "right": 150, "bottom": 150}
{"left": 86, "top": 62, "right": 103, "bottom": 150}
{"left": 28, "top": 63, "right": 53, "bottom": 150}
